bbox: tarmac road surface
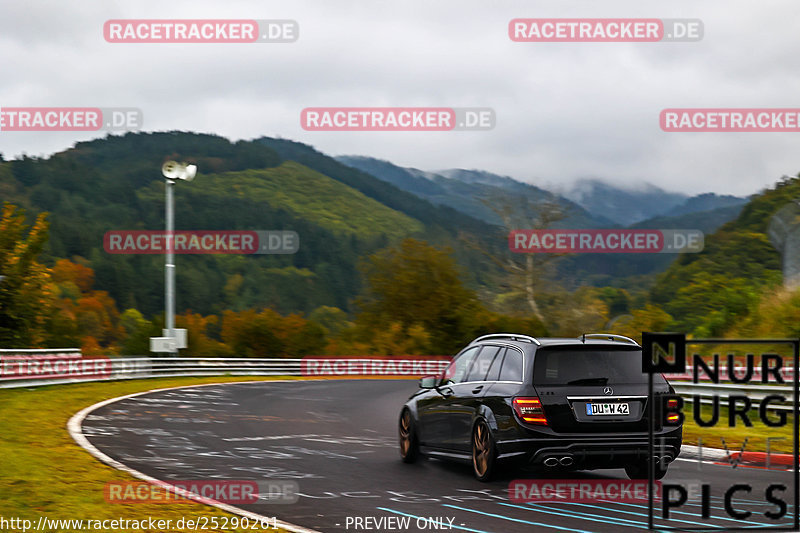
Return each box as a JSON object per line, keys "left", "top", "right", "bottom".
{"left": 78, "top": 379, "right": 798, "bottom": 532}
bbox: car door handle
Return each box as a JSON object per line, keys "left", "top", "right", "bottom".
{"left": 440, "top": 387, "right": 454, "bottom": 397}
{"left": 472, "top": 385, "right": 484, "bottom": 394}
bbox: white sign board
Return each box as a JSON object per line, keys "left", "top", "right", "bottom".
{"left": 150, "top": 337, "right": 177, "bottom": 353}
{"left": 163, "top": 328, "right": 187, "bottom": 349}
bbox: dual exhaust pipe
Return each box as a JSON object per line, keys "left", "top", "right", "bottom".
{"left": 542, "top": 454, "right": 672, "bottom": 467}
{"left": 543, "top": 455, "right": 574, "bottom": 467}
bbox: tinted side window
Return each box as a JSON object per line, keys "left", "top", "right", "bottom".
{"left": 485, "top": 347, "right": 506, "bottom": 381}
{"left": 466, "top": 346, "right": 502, "bottom": 382}
{"left": 498, "top": 349, "right": 523, "bottom": 382}
{"left": 442, "top": 346, "right": 480, "bottom": 385}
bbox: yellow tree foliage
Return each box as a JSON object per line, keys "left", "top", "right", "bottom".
{"left": 176, "top": 311, "right": 230, "bottom": 357}
{"left": 0, "top": 203, "right": 55, "bottom": 347}
{"left": 612, "top": 304, "right": 674, "bottom": 344}
{"left": 52, "top": 258, "right": 95, "bottom": 293}
{"left": 220, "top": 308, "right": 325, "bottom": 357}
{"left": 48, "top": 258, "right": 124, "bottom": 350}
{"left": 355, "top": 238, "right": 484, "bottom": 354}
{"left": 727, "top": 286, "right": 800, "bottom": 338}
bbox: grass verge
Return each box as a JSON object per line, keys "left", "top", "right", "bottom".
{"left": 681, "top": 400, "right": 796, "bottom": 454}
{"left": 0, "top": 375, "right": 304, "bottom": 532}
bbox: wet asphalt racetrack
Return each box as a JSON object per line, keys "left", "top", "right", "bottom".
{"left": 79, "top": 379, "right": 797, "bottom": 532}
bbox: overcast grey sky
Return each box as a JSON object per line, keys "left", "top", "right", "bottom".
{"left": 0, "top": 0, "right": 798, "bottom": 196}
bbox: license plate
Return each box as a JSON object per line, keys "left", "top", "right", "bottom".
{"left": 586, "top": 402, "right": 629, "bottom": 416}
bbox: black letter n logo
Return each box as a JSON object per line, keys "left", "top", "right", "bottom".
{"left": 642, "top": 332, "right": 686, "bottom": 374}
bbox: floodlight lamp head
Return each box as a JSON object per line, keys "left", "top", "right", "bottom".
{"left": 162, "top": 161, "right": 196, "bottom": 181}
{"left": 184, "top": 164, "right": 197, "bottom": 181}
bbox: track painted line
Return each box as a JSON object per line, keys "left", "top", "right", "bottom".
{"left": 442, "top": 504, "right": 589, "bottom": 532}
{"left": 707, "top": 494, "right": 796, "bottom": 508}
{"left": 528, "top": 503, "right": 650, "bottom": 529}
{"left": 556, "top": 501, "right": 780, "bottom": 528}
{"left": 67, "top": 380, "right": 321, "bottom": 533}
{"left": 498, "top": 501, "right": 645, "bottom": 530}
{"left": 597, "top": 499, "right": 795, "bottom": 528}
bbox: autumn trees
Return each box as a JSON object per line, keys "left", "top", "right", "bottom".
{"left": 0, "top": 204, "right": 54, "bottom": 347}
{"left": 348, "top": 238, "right": 547, "bottom": 354}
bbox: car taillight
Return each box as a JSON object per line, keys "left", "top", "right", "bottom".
{"left": 513, "top": 397, "right": 547, "bottom": 425}
{"left": 666, "top": 398, "right": 680, "bottom": 423}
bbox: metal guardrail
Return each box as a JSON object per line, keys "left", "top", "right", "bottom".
{"left": 671, "top": 381, "right": 796, "bottom": 411}
{"left": 0, "top": 348, "right": 82, "bottom": 356}
{"left": 0, "top": 357, "right": 450, "bottom": 389}
{"left": 0, "top": 356, "right": 797, "bottom": 413}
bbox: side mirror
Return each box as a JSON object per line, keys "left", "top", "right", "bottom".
{"left": 419, "top": 375, "right": 438, "bottom": 389}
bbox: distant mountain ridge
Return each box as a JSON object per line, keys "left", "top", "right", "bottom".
{"left": 335, "top": 156, "right": 610, "bottom": 229}
{"left": 336, "top": 157, "right": 748, "bottom": 229}
{"left": 664, "top": 192, "right": 749, "bottom": 218}
{"left": 561, "top": 178, "right": 747, "bottom": 226}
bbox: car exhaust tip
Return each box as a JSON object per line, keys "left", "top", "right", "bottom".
{"left": 652, "top": 455, "right": 661, "bottom": 464}
{"left": 661, "top": 455, "right": 672, "bottom": 465}
{"left": 559, "top": 456, "right": 574, "bottom": 466}
{"left": 543, "top": 457, "right": 559, "bottom": 467}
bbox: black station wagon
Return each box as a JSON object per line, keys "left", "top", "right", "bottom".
{"left": 398, "top": 333, "right": 682, "bottom": 481}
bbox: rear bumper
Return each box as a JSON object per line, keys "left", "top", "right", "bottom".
{"left": 496, "top": 428, "right": 683, "bottom": 469}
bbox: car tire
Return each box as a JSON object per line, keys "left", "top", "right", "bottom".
{"left": 399, "top": 409, "right": 419, "bottom": 463}
{"left": 472, "top": 419, "right": 497, "bottom": 482}
{"left": 625, "top": 459, "right": 668, "bottom": 480}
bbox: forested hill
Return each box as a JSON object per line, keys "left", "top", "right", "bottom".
{"left": 4, "top": 130, "right": 791, "bottom": 343}
{"left": 256, "top": 137, "right": 497, "bottom": 238}
{"left": 647, "top": 175, "right": 800, "bottom": 336}
{"left": 0, "top": 132, "right": 505, "bottom": 318}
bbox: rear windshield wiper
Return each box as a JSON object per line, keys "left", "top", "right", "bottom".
{"left": 565, "top": 377, "right": 609, "bottom": 385}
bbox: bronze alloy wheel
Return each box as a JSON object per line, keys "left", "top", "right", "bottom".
{"left": 399, "top": 409, "right": 418, "bottom": 463}
{"left": 472, "top": 419, "right": 495, "bottom": 481}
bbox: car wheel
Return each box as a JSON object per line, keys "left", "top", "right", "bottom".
{"left": 625, "top": 459, "right": 668, "bottom": 480}
{"left": 399, "top": 409, "right": 419, "bottom": 463}
{"left": 472, "top": 419, "right": 496, "bottom": 481}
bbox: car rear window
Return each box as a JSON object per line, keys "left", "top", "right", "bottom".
{"left": 533, "top": 347, "right": 662, "bottom": 385}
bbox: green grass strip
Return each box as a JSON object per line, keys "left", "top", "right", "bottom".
{"left": 0, "top": 375, "right": 304, "bottom": 532}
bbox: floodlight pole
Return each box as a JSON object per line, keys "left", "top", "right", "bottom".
{"left": 165, "top": 178, "right": 176, "bottom": 353}
{"left": 151, "top": 161, "right": 195, "bottom": 355}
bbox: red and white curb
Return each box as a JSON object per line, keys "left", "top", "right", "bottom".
{"left": 679, "top": 444, "right": 796, "bottom": 470}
